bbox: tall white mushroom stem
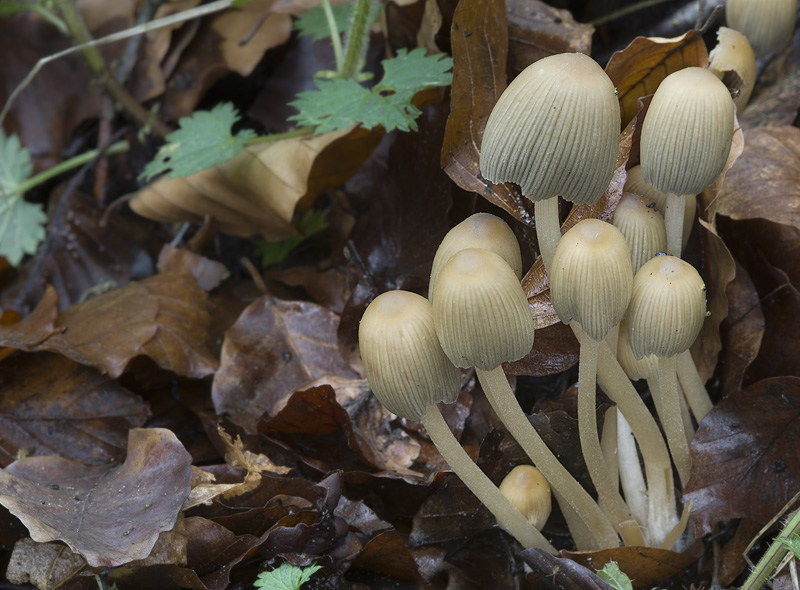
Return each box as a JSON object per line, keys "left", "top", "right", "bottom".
{"left": 534, "top": 198, "right": 561, "bottom": 274}
{"left": 657, "top": 355, "right": 691, "bottom": 486}
{"left": 676, "top": 350, "right": 713, "bottom": 422}
{"left": 664, "top": 194, "right": 687, "bottom": 257}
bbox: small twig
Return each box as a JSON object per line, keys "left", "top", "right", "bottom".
{"left": 115, "top": 0, "right": 165, "bottom": 85}
{"left": 240, "top": 257, "right": 269, "bottom": 294}
{"left": 588, "top": 0, "right": 678, "bottom": 26}
{"left": 245, "top": 126, "right": 316, "bottom": 145}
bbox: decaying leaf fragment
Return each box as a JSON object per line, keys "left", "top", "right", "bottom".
{"left": 6, "top": 538, "right": 85, "bottom": 590}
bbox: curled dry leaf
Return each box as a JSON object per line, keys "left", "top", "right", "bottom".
{"left": 563, "top": 546, "right": 698, "bottom": 589}
{"left": 130, "top": 126, "right": 382, "bottom": 239}
{"left": 0, "top": 272, "right": 217, "bottom": 379}
{"left": 5, "top": 538, "right": 86, "bottom": 590}
{"left": 0, "top": 428, "right": 192, "bottom": 567}
{"left": 157, "top": 244, "right": 229, "bottom": 291}
{"left": 684, "top": 377, "right": 800, "bottom": 537}
{"left": 0, "top": 353, "right": 150, "bottom": 467}
{"left": 605, "top": 30, "right": 708, "bottom": 127}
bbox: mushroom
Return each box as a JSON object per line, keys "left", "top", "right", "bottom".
{"left": 726, "top": 0, "right": 798, "bottom": 58}
{"left": 639, "top": 67, "right": 734, "bottom": 257}
{"left": 480, "top": 52, "right": 621, "bottom": 273}
{"left": 612, "top": 192, "right": 668, "bottom": 273}
{"left": 709, "top": 27, "right": 757, "bottom": 111}
{"left": 499, "top": 465, "right": 552, "bottom": 530}
{"left": 433, "top": 247, "right": 619, "bottom": 549}
{"left": 359, "top": 290, "right": 555, "bottom": 551}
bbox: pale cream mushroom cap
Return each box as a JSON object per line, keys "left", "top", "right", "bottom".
{"left": 549, "top": 219, "right": 633, "bottom": 341}
{"left": 626, "top": 255, "right": 707, "bottom": 359}
{"left": 499, "top": 465, "right": 552, "bottom": 530}
{"left": 359, "top": 290, "right": 461, "bottom": 420}
{"left": 612, "top": 192, "right": 668, "bottom": 274}
{"left": 617, "top": 319, "right": 659, "bottom": 381}
{"left": 429, "top": 213, "right": 522, "bottom": 303}
{"left": 726, "top": 0, "right": 798, "bottom": 58}
{"left": 480, "top": 53, "right": 621, "bottom": 205}
{"left": 433, "top": 249, "right": 535, "bottom": 371}
{"left": 709, "top": 27, "right": 757, "bottom": 111}
{"left": 640, "top": 67, "right": 734, "bottom": 196}
{"left": 625, "top": 165, "right": 695, "bottom": 251}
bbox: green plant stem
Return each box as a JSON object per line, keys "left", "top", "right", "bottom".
{"left": 245, "top": 126, "right": 317, "bottom": 145}
{"left": 743, "top": 508, "right": 800, "bottom": 590}
{"left": 340, "top": 0, "right": 372, "bottom": 79}
{"left": 7, "top": 140, "right": 129, "bottom": 198}
{"left": 320, "top": 0, "right": 344, "bottom": 71}
{"left": 59, "top": 1, "right": 171, "bottom": 138}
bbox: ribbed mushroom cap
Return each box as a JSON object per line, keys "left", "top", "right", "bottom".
{"left": 499, "top": 465, "right": 552, "bottom": 530}
{"left": 429, "top": 213, "right": 522, "bottom": 303}
{"left": 709, "top": 27, "right": 757, "bottom": 110}
{"left": 613, "top": 192, "right": 668, "bottom": 273}
{"left": 626, "top": 255, "right": 707, "bottom": 359}
{"left": 617, "top": 319, "right": 659, "bottom": 381}
{"left": 433, "top": 249, "right": 535, "bottom": 371}
{"left": 726, "top": 0, "right": 798, "bottom": 58}
{"left": 640, "top": 67, "right": 734, "bottom": 196}
{"left": 359, "top": 290, "right": 461, "bottom": 420}
{"left": 549, "top": 219, "right": 633, "bottom": 341}
{"left": 480, "top": 53, "right": 621, "bottom": 205}
{"left": 625, "top": 165, "right": 695, "bottom": 251}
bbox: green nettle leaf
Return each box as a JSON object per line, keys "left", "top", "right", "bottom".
{"left": 259, "top": 209, "right": 328, "bottom": 267}
{"left": 289, "top": 48, "right": 454, "bottom": 134}
{"left": 141, "top": 102, "right": 256, "bottom": 181}
{"left": 778, "top": 533, "right": 800, "bottom": 559}
{"left": 0, "top": 130, "right": 46, "bottom": 267}
{"left": 293, "top": 2, "right": 352, "bottom": 41}
{"left": 253, "top": 562, "right": 322, "bottom": 590}
{"left": 597, "top": 561, "right": 634, "bottom": 590}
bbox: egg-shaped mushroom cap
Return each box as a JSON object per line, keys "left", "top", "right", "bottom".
{"left": 617, "top": 319, "right": 659, "bottom": 381}
{"left": 626, "top": 255, "right": 707, "bottom": 359}
{"left": 480, "top": 53, "right": 621, "bottom": 206}
{"left": 499, "top": 465, "right": 552, "bottom": 530}
{"left": 613, "top": 192, "right": 668, "bottom": 274}
{"left": 429, "top": 213, "right": 522, "bottom": 303}
{"left": 709, "top": 27, "right": 757, "bottom": 111}
{"left": 726, "top": 0, "right": 798, "bottom": 58}
{"left": 640, "top": 67, "right": 734, "bottom": 197}
{"left": 359, "top": 290, "right": 461, "bottom": 420}
{"left": 433, "top": 249, "right": 535, "bottom": 371}
{"left": 549, "top": 219, "right": 633, "bottom": 341}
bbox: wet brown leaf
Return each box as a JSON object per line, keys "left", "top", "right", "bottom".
{"left": 0, "top": 428, "right": 192, "bottom": 567}
{"left": 563, "top": 546, "right": 697, "bottom": 589}
{"left": 184, "top": 516, "right": 259, "bottom": 579}
{"left": 352, "top": 529, "right": 423, "bottom": 582}
{"left": 5, "top": 538, "right": 86, "bottom": 590}
{"left": 0, "top": 353, "right": 150, "bottom": 467}
{"left": 520, "top": 548, "right": 613, "bottom": 590}
{"left": 157, "top": 245, "right": 229, "bottom": 291}
{"left": 506, "top": 323, "right": 579, "bottom": 377}
{"left": 605, "top": 31, "right": 708, "bottom": 127}
{"left": 212, "top": 295, "right": 358, "bottom": 432}
{"left": 0, "top": 273, "right": 217, "bottom": 379}
{"left": 685, "top": 377, "right": 800, "bottom": 536}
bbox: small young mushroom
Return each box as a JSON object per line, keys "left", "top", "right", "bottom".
{"left": 359, "top": 290, "right": 555, "bottom": 551}
{"left": 726, "top": 0, "right": 798, "bottom": 58}
{"left": 499, "top": 465, "right": 552, "bottom": 530}
{"left": 709, "top": 27, "right": 757, "bottom": 111}
{"left": 612, "top": 192, "right": 668, "bottom": 274}
{"left": 640, "top": 67, "right": 734, "bottom": 257}
{"left": 480, "top": 52, "right": 621, "bottom": 273}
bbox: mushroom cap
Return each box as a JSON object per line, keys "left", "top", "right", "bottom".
{"left": 429, "top": 213, "right": 522, "bottom": 303}
{"left": 433, "top": 248, "right": 535, "bottom": 371}
{"left": 626, "top": 255, "right": 707, "bottom": 359}
{"left": 726, "top": 0, "right": 798, "bottom": 58}
{"left": 499, "top": 465, "right": 552, "bottom": 530}
{"left": 625, "top": 165, "right": 695, "bottom": 251}
{"left": 612, "top": 192, "right": 668, "bottom": 273}
{"left": 709, "top": 27, "right": 757, "bottom": 111}
{"left": 549, "top": 219, "right": 633, "bottom": 341}
{"left": 616, "top": 319, "right": 659, "bottom": 381}
{"left": 480, "top": 52, "right": 621, "bottom": 205}
{"left": 640, "top": 67, "right": 734, "bottom": 196}
{"left": 359, "top": 290, "right": 461, "bottom": 420}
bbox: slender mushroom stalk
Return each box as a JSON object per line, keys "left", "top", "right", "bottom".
{"left": 639, "top": 67, "right": 734, "bottom": 257}
{"left": 709, "top": 27, "right": 757, "bottom": 111}
{"left": 726, "top": 0, "right": 798, "bottom": 58}
{"left": 499, "top": 465, "right": 552, "bottom": 530}
{"left": 359, "top": 290, "right": 556, "bottom": 552}
{"left": 433, "top": 248, "right": 619, "bottom": 550}
{"left": 626, "top": 255, "right": 708, "bottom": 487}
{"left": 479, "top": 52, "right": 620, "bottom": 273}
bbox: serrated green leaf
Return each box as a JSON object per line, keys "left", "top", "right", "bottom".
{"left": 597, "top": 561, "right": 634, "bottom": 590}
{"left": 231, "top": 0, "right": 258, "bottom": 6}
{"left": 141, "top": 102, "right": 256, "bottom": 181}
{"left": 375, "top": 48, "right": 454, "bottom": 105}
{"left": 778, "top": 533, "right": 800, "bottom": 559}
{"left": 0, "top": 129, "right": 32, "bottom": 194}
{"left": 293, "top": 2, "right": 352, "bottom": 41}
{"left": 259, "top": 209, "right": 328, "bottom": 267}
{"left": 254, "top": 562, "right": 321, "bottom": 590}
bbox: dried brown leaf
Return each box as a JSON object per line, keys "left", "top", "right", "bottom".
{"left": 5, "top": 538, "right": 86, "bottom": 590}
{"left": 563, "top": 546, "right": 697, "bottom": 589}
{"left": 0, "top": 428, "right": 192, "bottom": 567}
{"left": 157, "top": 245, "right": 229, "bottom": 291}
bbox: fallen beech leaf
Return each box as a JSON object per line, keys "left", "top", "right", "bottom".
{"left": 0, "top": 272, "right": 217, "bottom": 379}
{"left": 0, "top": 428, "right": 192, "bottom": 567}
{"left": 685, "top": 377, "right": 800, "bottom": 536}
{"left": 606, "top": 31, "right": 708, "bottom": 127}
{"left": 506, "top": 321, "right": 579, "bottom": 376}
{"left": 0, "top": 353, "right": 150, "bottom": 467}
{"left": 563, "top": 546, "right": 697, "bottom": 589}
{"left": 713, "top": 127, "right": 800, "bottom": 230}
{"left": 5, "top": 538, "right": 85, "bottom": 590}
{"left": 130, "top": 125, "right": 382, "bottom": 239}
{"left": 520, "top": 548, "right": 613, "bottom": 590}
{"left": 353, "top": 529, "right": 422, "bottom": 582}
{"left": 506, "top": 0, "right": 593, "bottom": 77}
{"left": 184, "top": 516, "right": 259, "bottom": 579}
{"left": 157, "top": 245, "right": 229, "bottom": 291}
{"left": 440, "top": 0, "right": 533, "bottom": 223}
{"left": 212, "top": 296, "right": 359, "bottom": 432}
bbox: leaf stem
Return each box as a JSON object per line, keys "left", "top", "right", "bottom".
{"left": 244, "top": 126, "right": 316, "bottom": 145}
{"left": 340, "top": 0, "right": 372, "bottom": 79}
{"left": 320, "top": 0, "right": 344, "bottom": 71}
{"left": 743, "top": 508, "right": 800, "bottom": 590}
